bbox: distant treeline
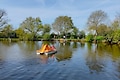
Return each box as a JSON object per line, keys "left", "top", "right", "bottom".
{"left": 0, "top": 9, "right": 120, "bottom": 44}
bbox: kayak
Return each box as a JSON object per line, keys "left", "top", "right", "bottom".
{"left": 37, "top": 50, "right": 57, "bottom": 55}
{"left": 36, "top": 44, "right": 57, "bottom": 55}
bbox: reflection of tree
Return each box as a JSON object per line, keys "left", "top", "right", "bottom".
{"left": 55, "top": 42, "right": 73, "bottom": 61}
{"left": 18, "top": 41, "right": 38, "bottom": 53}
{"left": 17, "top": 41, "right": 39, "bottom": 59}
{"left": 86, "top": 43, "right": 105, "bottom": 73}
{"left": 86, "top": 42, "right": 120, "bottom": 75}
{"left": 0, "top": 41, "right": 15, "bottom": 46}
{"left": 72, "top": 42, "right": 78, "bottom": 49}
{"left": 97, "top": 44, "right": 120, "bottom": 61}
{"left": 79, "top": 42, "right": 85, "bottom": 48}
{"left": 86, "top": 52, "right": 104, "bottom": 73}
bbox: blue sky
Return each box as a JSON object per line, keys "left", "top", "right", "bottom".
{"left": 0, "top": 0, "right": 120, "bottom": 30}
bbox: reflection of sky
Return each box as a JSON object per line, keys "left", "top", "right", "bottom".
{"left": 0, "top": 42, "right": 37, "bottom": 62}
{"left": 0, "top": 43, "right": 24, "bottom": 61}
{"left": 0, "top": 41, "right": 120, "bottom": 79}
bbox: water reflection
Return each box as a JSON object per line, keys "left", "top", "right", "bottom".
{"left": 55, "top": 42, "right": 73, "bottom": 61}
{"left": 86, "top": 43, "right": 120, "bottom": 74}
{"left": 72, "top": 42, "right": 78, "bottom": 49}
{"left": 0, "top": 41, "right": 120, "bottom": 80}
{"left": 0, "top": 41, "right": 16, "bottom": 46}
{"left": 0, "top": 41, "right": 40, "bottom": 61}
{"left": 79, "top": 42, "right": 85, "bottom": 48}
{"left": 38, "top": 54, "right": 56, "bottom": 64}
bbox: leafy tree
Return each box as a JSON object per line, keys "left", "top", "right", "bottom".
{"left": 1, "top": 24, "right": 13, "bottom": 38}
{"left": 111, "top": 20, "right": 119, "bottom": 31}
{"left": 86, "top": 33, "right": 94, "bottom": 42}
{"left": 112, "top": 30, "right": 120, "bottom": 42}
{"left": 20, "top": 17, "right": 43, "bottom": 40}
{"left": 97, "top": 24, "right": 108, "bottom": 36}
{"left": 52, "top": 16, "right": 74, "bottom": 35}
{"left": 43, "top": 33, "right": 51, "bottom": 40}
{"left": 72, "top": 26, "right": 79, "bottom": 36}
{"left": 0, "top": 9, "right": 8, "bottom": 28}
{"left": 79, "top": 30, "right": 85, "bottom": 39}
{"left": 42, "top": 24, "right": 51, "bottom": 35}
{"left": 15, "top": 28, "right": 26, "bottom": 40}
{"left": 87, "top": 10, "right": 108, "bottom": 36}
{"left": 95, "top": 36, "right": 104, "bottom": 41}
{"left": 109, "top": 13, "right": 120, "bottom": 42}
{"left": 112, "top": 13, "right": 120, "bottom": 30}
{"left": 71, "top": 26, "right": 79, "bottom": 39}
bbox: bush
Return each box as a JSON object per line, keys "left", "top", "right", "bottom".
{"left": 86, "top": 34, "right": 94, "bottom": 42}
{"left": 43, "top": 33, "right": 51, "bottom": 40}
{"left": 96, "top": 36, "right": 104, "bottom": 41}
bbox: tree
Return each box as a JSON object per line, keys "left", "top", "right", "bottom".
{"left": 52, "top": 16, "right": 74, "bottom": 35}
{"left": 1, "top": 24, "right": 13, "bottom": 38}
{"left": 79, "top": 30, "right": 85, "bottom": 39}
{"left": 108, "top": 13, "right": 120, "bottom": 42}
{"left": 0, "top": 9, "right": 8, "bottom": 28}
{"left": 97, "top": 24, "right": 108, "bottom": 36}
{"left": 87, "top": 10, "right": 108, "bottom": 36}
{"left": 86, "top": 33, "right": 94, "bottom": 42}
{"left": 20, "top": 17, "right": 43, "bottom": 40}
{"left": 15, "top": 28, "right": 26, "bottom": 40}
{"left": 43, "top": 33, "right": 51, "bottom": 40}
{"left": 42, "top": 24, "right": 51, "bottom": 35}
{"left": 70, "top": 26, "right": 79, "bottom": 39}
{"left": 72, "top": 26, "right": 79, "bottom": 35}
{"left": 112, "top": 12, "right": 120, "bottom": 30}
{"left": 112, "top": 30, "right": 120, "bottom": 42}
{"left": 111, "top": 20, "right": 119, "bottom": 31}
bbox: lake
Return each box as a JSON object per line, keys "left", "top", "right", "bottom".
{"left": 0, "top": 41, "right": 120, "bottom": 80}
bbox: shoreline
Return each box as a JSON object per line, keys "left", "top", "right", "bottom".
{"left": 0, "top": 38, "right": 120, "bottom": 45}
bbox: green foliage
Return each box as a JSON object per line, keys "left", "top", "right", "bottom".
{"left": 112, "top": 30, "right": 120, "bottom": 41}
{"left": 1, "top": 24, "right": 13, "bottom": 38}
{"left": 70, "top": 36, "right": 75, "bottom": 39}
{"left": 42, "top": 33, "right": 51, "bottom": 40}
{"left": 97, "top": 24, "right": 108, "bottom": 36}
{"left": 15, "top": 28, "right": 26, "bottom": 40}
{"left": 52, "top": 16, "right": 74, "bottom": 34}
{"left": 87, "top": 10, "right": 108, "bottom": 35}
{"left": 72, "top": 26, "right": 79, "bottom": 35}
{"left": 20, "top": 17, "right": 43, "bottom": 40}
{"left": 96, "top": 36, "right": 104, "bottom": 41}
{"left": 111, "top": 20, "right": 119, "bottom": 30}
{"left": 79, "top": 30, "right": 85, "bottom": 39}
{"left": 86, "top": 34, "right": 94, "bottom": 42}
{"left": 1, "top": 9, "right": 120, "bottom": 43}
{"left": 42, "top": 24, "right": 51, "bottom": 35}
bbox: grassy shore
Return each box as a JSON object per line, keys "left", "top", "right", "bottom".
{"left": 0, "top": 38, "right": 19, "bottom": 41}
{"left": 1, "top": 38, "right": 120, "bottom": 45}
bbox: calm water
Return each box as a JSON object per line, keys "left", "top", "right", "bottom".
{"left": 0, "top": 41, "right": 120, "bottom": 80}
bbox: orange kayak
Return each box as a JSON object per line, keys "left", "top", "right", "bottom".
{"left": 36, "top": 44, "right": 57, "bottom": 55}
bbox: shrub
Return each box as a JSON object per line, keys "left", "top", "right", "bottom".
{"left": 43, "top": 33, "right": 51, "bottom": 40}
{"left": 96, "top": 36, "right": 104, "bottom": 41}
{"left": 86, "top": 34, "right": 94, "bottom": 42}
